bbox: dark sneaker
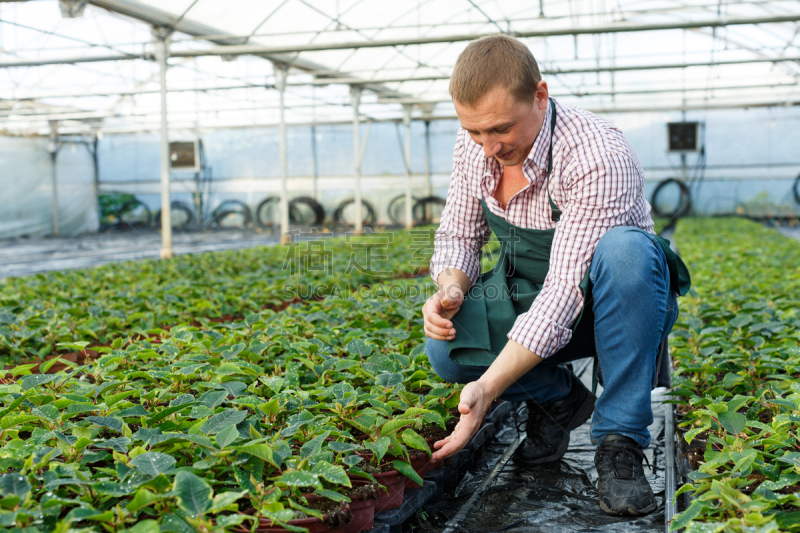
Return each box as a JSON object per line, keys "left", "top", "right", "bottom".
{"left": 594, "top": 434, "right": 657, "bottom": 516}
{"left": 514, "top": 376, "right": 596, "bottom": 464}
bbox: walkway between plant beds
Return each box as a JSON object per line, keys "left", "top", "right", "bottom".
{"left": 419, "top": 358, "right": 669, "bottom": 533}
{"left": 0, "top": 227, "right": 284, "bottom": 279}
{"left": 775, "top": 225, "right": 800, "bottom": 242}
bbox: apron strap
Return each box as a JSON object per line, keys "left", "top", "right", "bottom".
{"left": 544, "top": 99, "right": 561, "bottom": 222}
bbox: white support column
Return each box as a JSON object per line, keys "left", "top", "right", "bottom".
{"left": 154, "top": 27, "right": 173, "bottom": 259}
{"left": 403, "top": 106, "right": 413, "bottom": 229}
{"left": 424, "top": 120, "right": 432, "bottom": 197}
{"left": 274, "top": 63, "right": 291, "bottom": 243}
{"left": 350, "top": 86, "right": 363, "bottom": 234}
{"left": 49, "top": 120, "right": 59, "bottom": 237}
{"left": 310, "top": 87, "right": 318, "bottom": 201}
{"left": 310, "top": 124, "right": 318, "bottom": 201}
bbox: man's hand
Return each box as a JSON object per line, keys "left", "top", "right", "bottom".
{"left": 431, "top": 381, "right": 491, "bottom": 461}
{"left": 422, "top": 285, "right": 464, "bottom": 341}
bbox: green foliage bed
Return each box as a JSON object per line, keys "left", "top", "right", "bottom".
{"left": 0, "top": 230, "right": 466, "bottom": 531}
{"left": 0, "top": 231, "right": 437, "bottom": 365}
{"left": 669, "top": 218, "right": 800, "bottom": 532}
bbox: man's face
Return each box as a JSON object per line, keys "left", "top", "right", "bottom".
{"left": 454, "top": 82, "right": 549, "bottom": 167}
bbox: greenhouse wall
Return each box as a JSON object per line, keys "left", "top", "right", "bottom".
{"left": 2, "top": 104, "right": 797, "bottom": 238}
{"left": 96, "top": 105, "right": 800, "bottom": 223}
{"left": 0, "top": 136, "right": 98, "bottom": 239}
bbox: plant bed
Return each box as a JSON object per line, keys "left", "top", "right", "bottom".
{"left": 666, "top": 218, "right": 800, "bottom": 532}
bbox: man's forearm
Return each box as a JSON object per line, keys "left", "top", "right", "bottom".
{"left": 477, "top": 340, "right": 544, "bottom": 401}
{"left": 436, "top": 268, "right": 473, "bottom": 296}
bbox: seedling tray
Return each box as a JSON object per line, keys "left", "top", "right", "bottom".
{"left": 373, "top": 481, "right": 437, "bottom": 531}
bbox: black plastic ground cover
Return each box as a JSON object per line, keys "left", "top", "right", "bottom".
{"left": 365, "top": 401, "right": 516, "bottom": 532}
{"left": 416, "top": 360, "right": 669, "bottom": 533}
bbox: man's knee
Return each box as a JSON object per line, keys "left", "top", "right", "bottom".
{"left": 591, "top": 227, "right": 663, "bottom": 292}
{"left": 425, "top": 338, "right": 470, "bottom": 384}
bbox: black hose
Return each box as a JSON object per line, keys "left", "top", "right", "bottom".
{"left": 212, "top": 200, "right": 252, "bottom": 227}
{"left": 117, "top": 198, "right": 151, "bottom": 228}
{"left": 412, "top": 196, "right": 447, "bottom": 225}
{"left": 793, "top": 173, "right": 800, "bottom": 206}
{"left": 255, "top": 196, "right": 279, "bottom": 228}
{"left": 387, "top": 193, "right": 418, "bottom": 225}
{"left": 651, "top": 178, "right": 691, "bottom": 219}
{"left": 289, "top": 196, "right": 326, "bottom": 226}
{"left": 333, "top": 199, "right": 376, "bottom": 226}
{"left": 155, "top": 201, "right": 194, "bottom": 230}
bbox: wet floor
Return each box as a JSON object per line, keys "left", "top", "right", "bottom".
{"left": 418, "top": 358, "right": 667, "bottom": 533}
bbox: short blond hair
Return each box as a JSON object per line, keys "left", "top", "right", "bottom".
{"left": 449, "top": 34, "right": 541, "bottom": 106}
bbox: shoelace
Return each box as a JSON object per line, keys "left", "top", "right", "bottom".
{"left": 609, "top": 445, "right": 650, "bottom": 479}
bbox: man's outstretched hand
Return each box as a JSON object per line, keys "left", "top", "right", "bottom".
{"left": 432, "top": 381, "right": 492, "bottom": 462}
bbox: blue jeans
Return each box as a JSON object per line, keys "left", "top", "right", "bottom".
{"left": 426, "top": 226, "right": 679, "bottom": 448}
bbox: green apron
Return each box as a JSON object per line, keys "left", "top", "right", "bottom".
{"left": 448, "top": 99, "right": 691, "bottom": 366}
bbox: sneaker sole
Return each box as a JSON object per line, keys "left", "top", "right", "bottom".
{"left": 516, "top": 389, "right": 597, "bottom": 465}
{"left": 598, "top": 499, "right": 658, "bottom": 517}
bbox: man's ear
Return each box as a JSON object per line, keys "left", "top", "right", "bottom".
{"left": 535, "top": 81, "right": 549, "bottom": 109}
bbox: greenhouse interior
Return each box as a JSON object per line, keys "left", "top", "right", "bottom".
{"left": 1, "top": 0, "right": 800, "bottom": 532}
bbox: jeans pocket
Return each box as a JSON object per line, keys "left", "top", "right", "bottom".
{"left": 664, "top": 300, "right": 679, "bottom": 339}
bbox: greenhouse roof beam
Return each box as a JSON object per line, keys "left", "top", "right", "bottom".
{"left": 6, "top": 79, "right": 797, "bottom": 103}
{"left": 21, "top": 95, "right": 797, "bottom": 134}
{"left": 5, "top": 51, "right": 800, "bottom": 80}
{"left": 3, "top": 13, "right": 799, "bottom": 69}
{"left": 171, "top": 0, "right": 792, "bottom": 41}
{"left": 87, "top": 12, "right": 800, "bottom": 55}
{"left": 86, "top": 0, "right": 409, "bottom": 99}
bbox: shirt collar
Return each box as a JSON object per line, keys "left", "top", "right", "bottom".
{"left": 527, "top": 97, "right": 553, "bottom": 172}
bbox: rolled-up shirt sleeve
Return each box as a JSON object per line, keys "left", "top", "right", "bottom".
{"left": 430, "top": 130, "right": 491, "bottom": 287}
{"left": 508, "top": 149, "right": 645, "bottom": 358}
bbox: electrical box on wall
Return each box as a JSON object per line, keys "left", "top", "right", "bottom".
{"left": 169, "top": 140, "right": 201, "bottom": 171}
{"left": 667, "top": 122, "right": 701, "bottom": 152}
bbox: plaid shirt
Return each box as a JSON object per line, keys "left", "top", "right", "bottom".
{"left": 431, "top": 98, "right": 654, "bottom": 359}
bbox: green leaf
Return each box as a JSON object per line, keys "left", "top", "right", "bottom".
{"left": 392, "top": 459, "right": 423, "bottom": 486}
{"left": 130, "top": 519, "right": 160, "bottom": 533}
{"left": 0, "top": 414, "right": 45, "bottom": 429}
{"left": 10, "top": 364, "right": 37, "bottom": 377}
{"left": 126, "top": 488, "right": 159, "bottom": 512}
{"left": 216, "top": 424, "right": 239, "bottom": 449}
{"left": 777, "top": 452, "right": 800, "bottom": 469}
{"left": 147, "top": 433, "right": 214, "bottom": 449}
{"left": 85, "top": 416, "right": 124, "bottom": 433}
{"left": 162, "top": 513, "right": 195, "bottom": 533}
{"left": 347, "top": 339, "right": 373, "bottom": 357}
{"left": 173, "top": 471, "right": 213, "bottom": 517}
{"left": 365, "top": 436, "right": 391, "bottom": 462}
{"left": 20, "top": 374, "right": 56, "bottom": 391}
{"left": 278, "top": 471, "right": 321, "bottom": 489}
{"left": 130, "top": 452, "right": 176, "bottom": 477}
{"left": 728, "top": 315, "right": 753, "bottom": 328}
{"left": 670, "top": 499, "right": 711, "bottom": 531}
{"left": 300, "top": 432, "right": 329, "bottom": 458}
{"left": 684, "top": 426, "right": 710, "bottom": 445}
{"left": 311, "top": 461, "right": 351, "bottom": 487}
{"left": 200, "top": 409, "right": 247, "bottom": 435}
{"left": 146, "top": 402, "right": 196, "bottom": 425}
{"left": 232, "top": 444, "right": 277, "bottom": 467}
{"left": 0, "top": 474, "right": 30, "bottom": 497}
{"left": 717, "top": 411, "right": 746, "bottom": 436}
{"left": 327, "top": 441, "right": 361, "bottom": 453}
{"left": 210, "top": 490, "right": 246, "bottom": 513}
{"left": 401, "top": 429, "right": 431, "bottom": 456}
